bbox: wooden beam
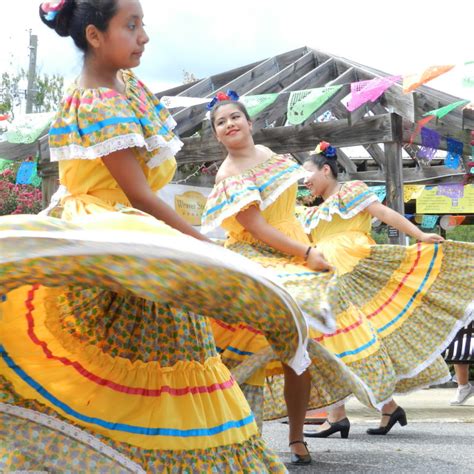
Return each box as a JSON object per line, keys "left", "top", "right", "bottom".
{"left": 462, "top": 106, "right": 474, "bottom": 130}
{"left": 173, "top": 78, "right": 214, "bottom": 99}
{"left": 174, "top": 56, "right": 286, "bottom": 136}
{"left": 245, "top": 51, "right": 315, "bottom": 95}
{"left": 335, "top": 148, "right": 357, "bottom": 173}
{"left": 345, "top": 166, "right": 465, "bottom": 184}
{"left": 293, "top": 148, "right": 357, "bottom": 174}
{"left": 402, "top": 118, "right": 471, "bottom": 149}
{"left": 384, "top": 141, "right": 406, "bottom": 244}
{"left": 176, "top": 113, "right": 395, "bottom": 163}
{"left": 384, "top": 114, "right": 406, "bottom": 244}
{"left": 250, "top": 57, "right": 338, "bottom": 131}
{"left": 364, "top": 143, "right": 386, "bottom": 170}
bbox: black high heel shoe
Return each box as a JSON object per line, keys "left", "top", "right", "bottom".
{"left": 289, "top": 440, "right": 312, "bottom": 465}
{"left": 366, "top": 406, "right": 407, "bottom": 435}
{"left": 303, "top": 417, "right": 350, "bottom": 439}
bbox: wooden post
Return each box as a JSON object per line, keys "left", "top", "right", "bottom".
{"left": 384, "top": 113, "right": 406, "bottom": 245}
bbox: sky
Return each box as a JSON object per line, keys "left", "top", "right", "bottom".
{"left": 0, "top": 0, "right": 472, "bottom": 100}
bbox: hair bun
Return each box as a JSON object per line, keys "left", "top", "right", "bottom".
{"left": 322, "top": 145, "right": 337, "bottom": 159}
{"left": 39, "top": 0, "right": 75, "bottom": 37}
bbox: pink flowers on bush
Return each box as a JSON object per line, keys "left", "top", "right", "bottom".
{"left": 0, "top": 164, "right": 43, "bottom": 215}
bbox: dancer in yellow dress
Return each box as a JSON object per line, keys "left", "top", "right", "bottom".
{"left": 300, "top": 141, "right": 474, "bottom": 437}
{"left": 0, "top": 1, "right": 317, "bottom": 471}
{"left": 202, "top": 97, "right": 473, "bottom": 451}
{"left": 202, "top": 97, "right": 374, "bottom": 464}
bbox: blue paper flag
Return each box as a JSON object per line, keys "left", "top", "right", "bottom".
{"left": 444, "top": 138, "right": 463, "bottom": 170}
{"left": 370, "top": 185, "right": 386, "bottom": 202}
{"left": 421, "top": 214, "right": 439, "bottom": 229}
{"left": 15, "top": 161, "right": 36, "bottom": 185}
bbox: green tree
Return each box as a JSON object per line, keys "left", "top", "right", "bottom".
{"left": 182, "top": 69, "right": 198, "bottom": 84}
{"left": 32, "top": 72, "right": 64, "bottom": 112}
{"left": 0, "top": 70, "right": 64, "bottom": 117}
{"left": 0, "top": 71, "right": 22, "bottom": 115}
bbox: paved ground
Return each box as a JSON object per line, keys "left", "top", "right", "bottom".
{"left": 262, "top": 387, "right": 474, "bottom": 473}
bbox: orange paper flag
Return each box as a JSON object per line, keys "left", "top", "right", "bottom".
{"left": 403, "top": 65, "right": 455, "bottom": 93}
{"left": 409, "top": 115, "right": 435, "bottom": 145}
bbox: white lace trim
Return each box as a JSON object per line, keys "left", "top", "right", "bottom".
{"left": 201, "top": 168, "right": 307, "bottom": 233}
{"left": 0, "top": 402, "right": 145, "bottom": 473}
{"left": 163, "top": 114, "right": 178, "bottom": 131}
{"left": 302, "top": 194, "right": 379, "bottom": 233}
{"left": 147, "top": 136, "right": 183, "bottom": 169}
{"left": 50, "top": 133, "right": 183, "bottom": 169}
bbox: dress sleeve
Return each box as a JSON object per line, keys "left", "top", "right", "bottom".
{"left": 300, "top": 180, "right": 379, "bottom": 232}
{"left": 48, "top": 70, "right": 182, "bottom": 169}
{"left": 201, "top": 155, "right": 306, "bottom": 233}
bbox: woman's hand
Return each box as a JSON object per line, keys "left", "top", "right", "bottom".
{"left": 306, "top": 248, "right": 333, "bottom": 271}
{"left": 418, "top": 232, "right": 445, "bottom": 243}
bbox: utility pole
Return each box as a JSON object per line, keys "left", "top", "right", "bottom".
{"left": 25, "top": 31, "right": 38, "bottom": 114}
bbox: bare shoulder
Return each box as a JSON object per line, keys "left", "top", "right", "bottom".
{"left": 256, "top": 144, "right": 275, "bottom": 158}
{"left": 215, "top": 159, "right": 234, "bottom": 184}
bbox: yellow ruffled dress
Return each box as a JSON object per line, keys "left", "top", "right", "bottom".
{"left": 202, "top": 156, "right": 376, "bottom": 426}
{"left": 290, "top": 180, "right": 474, "bottom": 413}
{"left": 203, "top": 165, "right": 473, "bottom": 423}
{"left": 0, "top": 70, "right": 309, "bottom": 472}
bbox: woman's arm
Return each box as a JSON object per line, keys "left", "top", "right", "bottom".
{"left": 236, "top": 205, "right": 332, "bottom": 270}
{"left": 366, "top": 201, "right": 444, "bottom": 243}
{"left": 102, "top": 150, "right": 211, "bottom": 242}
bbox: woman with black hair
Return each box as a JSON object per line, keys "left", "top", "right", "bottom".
{"left": 300, "top": 142, "right": 473, "bottom": 437}
{"left": 0, "top": 1, "right": 317, "bottom": 471}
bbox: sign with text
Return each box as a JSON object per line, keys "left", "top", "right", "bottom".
{"left": 158, "top": 184, "right": 226, "bottom": 239}
{"left": 416, "top": 184, "right": 474, "bottom": 214}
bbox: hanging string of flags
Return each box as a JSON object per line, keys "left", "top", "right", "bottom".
{"left": 161, "top": 61, "right": 473, "bottom": 120}
{"left": 161, "top": 60, "right": 473, "bottom": 172}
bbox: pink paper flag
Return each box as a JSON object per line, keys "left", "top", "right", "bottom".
{"left": 346, "top": 76, "right": 401, "bottom": 112}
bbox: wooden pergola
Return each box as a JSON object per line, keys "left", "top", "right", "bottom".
{"left": 157, "top": 46, "right": 473, "bottom": 243}
{"left": 3, "top": 46, "right": 472, "bottom": 243}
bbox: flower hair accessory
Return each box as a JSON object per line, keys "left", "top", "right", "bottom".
{"left": 311, "top": 141, "right": 337, "bottom": 158}
{"left": 41, "top": 0, "right": 66, "bottom": 21}
{"left": 207, "top": 90, "right": 240, "bottom": 110}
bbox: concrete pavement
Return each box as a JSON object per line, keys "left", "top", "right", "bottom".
{"left": 262, "top": 387, "right": 474, "bottom": 473}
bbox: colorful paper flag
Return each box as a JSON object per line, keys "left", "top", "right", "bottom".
{"left": 6, "top": 112, "right": 54, "bottom": 144}
{"left": 160, "top": 96, "right": 212, "bottom": 109}
{"left": 418, "top": 128, "right": 440, "bottom": 161}
{"left": 409, "top": 115, "right": 435, "bottom": 145}
{"left": 462, "top": 61, "right": 474, "bottom": 87}
{"left": 404, "top": 185, "right": 425, "bottom": 202}
{"left": 436, "top": 183, "right": 464, "bottom": 199}
{"left": 287, "top": 86, "right": 342, "bottom": 125}
{"left": 421, "top": 214, "right": 439, "bottom": 229}
{"left": 403, "top": 65, "right": 455, "bottom": 93}
{"left": 346, "top": 75, "right": 401, "bottom": 112}
{"left": 240, "top": 93, "right": 278, "bottom": 117}
{"left": 15, "top": 161, "right": 36, "bottom": 185}
{"left": 0, "top": 158, "right": 12, "bottom": 172}
{"left": 370, "top": 185, "right": 386, "bottom": 202}
{"left": 444, "top": 138, "right": 463, "bottom": 169}
{"left": 422, "top": 99, "right": 470, "bottom": 119}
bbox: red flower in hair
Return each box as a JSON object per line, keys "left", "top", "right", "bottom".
{"left": 216, "top": 92, "right": 230, "bottom": 101}
{"left": 319, "top": 141, "right": 330, "bottom": 152}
